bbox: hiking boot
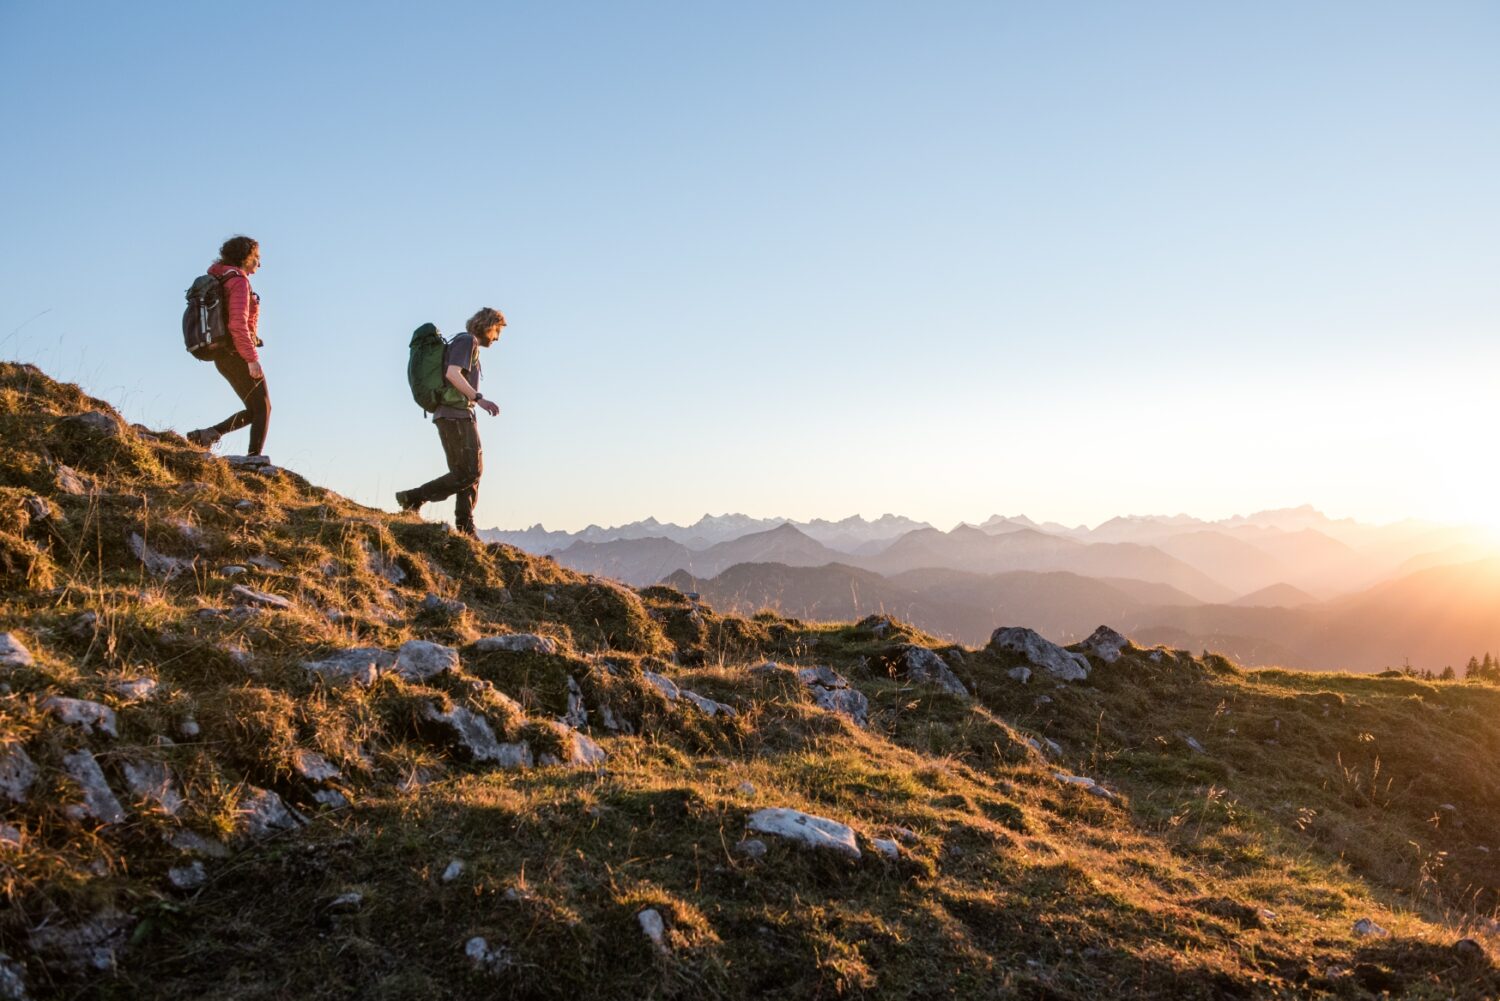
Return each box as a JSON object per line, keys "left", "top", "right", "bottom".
{"left": 186, "top": 428, "right": 221, "bottom": 448}
{"left": 395, "top": 490, "right": 422, "bottom": 513}
{"left": 454, "top": 522, "right": 479, "bottom": 539}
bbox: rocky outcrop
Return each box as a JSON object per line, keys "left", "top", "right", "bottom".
{"left": 878, "top": 646, "right": 969, "bottom": 697}
{"left": 989, "top": 627, "right": 1090, "bottom": 682}
{"left": 1070, "top": 625, "right": 1131, "bottom": 664}
{"left": 422, "top": 703, "right": 533, "bottom": 768}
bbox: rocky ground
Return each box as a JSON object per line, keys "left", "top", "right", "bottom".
{"left": 1, "top": 361, "right": 1499, "bottom": 999}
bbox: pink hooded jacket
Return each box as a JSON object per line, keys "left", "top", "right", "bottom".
{"left": 208, "top": 262, "right": 260, "bottom": 363}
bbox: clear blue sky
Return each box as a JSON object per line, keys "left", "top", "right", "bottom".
{"left": 3, "top": 2, "right": 1497, "bottom": 531}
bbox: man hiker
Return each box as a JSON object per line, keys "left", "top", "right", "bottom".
{"left": 185, "top": 235, "right": 271, "bottom": 462}
{"left": 396, "top": 307, "right": 506, "bottom": 537}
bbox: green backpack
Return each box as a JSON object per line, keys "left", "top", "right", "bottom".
{"left": 406, "top": 323, "right": 467, "bottom": 413}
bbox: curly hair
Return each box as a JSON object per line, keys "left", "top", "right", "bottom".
{"left": 217, "top": 235, "right": 259, "bottom": 268}
{"left": 466, "top": 307, "right": 507, "bottom": 344}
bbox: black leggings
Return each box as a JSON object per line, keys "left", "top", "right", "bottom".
{"left": 210, "top": 352, "right": 271, "bottom": 455}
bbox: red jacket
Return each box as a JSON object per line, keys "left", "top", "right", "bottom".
{"left": 209, "top": 262, "right": 260, "bottom": 363}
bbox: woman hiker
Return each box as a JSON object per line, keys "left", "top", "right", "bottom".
{"left": 186, "top": 235, "right": 270, "bottom": 462}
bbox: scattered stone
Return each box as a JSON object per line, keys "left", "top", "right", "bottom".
{"left": 597, "top": 703, "right": 629, "bottom": 734}
{"left": 796, "top": 665, "right": 847, "bottom": 688}
{"left": 473, "top": 633, "right": 559, "bottom": 656}
{"left": 1025, "top": 736, "right": 1063, "bottom": 759}
{"left": 420, "top": 592, "right": 466, "bottom": 617}
{"left": 856, "top": 614, "right": 896, "bottom": 637}
{"left": 41, "top": 696, "right": 118, "bottom": 737}
{"left": 236, "top": 786, "right": 304, "bottom": 841}
{"left": 0, "top": 825, "right": 21, "bottom": 848}
{"left": 62, "top": 411, "right": 121, "bottom": 437}
{"left": 1352, "top": 917, "right": 1389, "bottom": 938}
{"left": 235, "top": 499, "right": 254, "bottom": 512}
{"left": 680, "top": 689, "right": 737, "bottom": 717}
{"left": 737, "top": 781, "right": 756, "bottom": 796}
{"left": 392, "top": 640, "right": 459, "bottom": 681}
{"left": 1053, "top": 772, "right": 1119, "bottom": 802}
{"left": 988, "top": 627, "right": 1090, "bottom": 682}
{"left": 441, "top": 859, "right": 465, "bottom": 883}
{"left": 246, "top": 554, "right": 284, "bottom": 571}
{"left": 55, "top": 463, "right": 89, "bottom": 495}
{"left": 1007, "top": 666, "right": 1032, "bottom": 684}
{"left": 747, "top": 807, "right": 861, "bottom": 860}
{"left": 22, "top": 495, "right": 53, "bottom": 524}
{"left": 361, "top": 541, "right": 407, "bottom": 585}
{"left": 1072, "top": 625, "right": 1131, "bottom": 663}
{"left": 0, "top": 634, "right": 33, "bottom": 669}
{"left": 0, "top": 744, "right": 38, "bottom": 803}
{"left": 892, "top": 826, "right": 919, "bottom": 844}
{"left": 465, "top": 936, "right": 512, "bottom": 975}
{"left": 62, "top": 750, "right": 127, "bottom": 824}
{"left": 568, "top": 731, "right": 608, "bottom": 767}
{"left": 312, "top": 789, "right": 349, "bottom": 809}
{"left": 120, "top": 759, "right": 184, "bottom": 815}
{"left": 302, "top": 647, "right": 396, "bottom": 687}
{"left": 810, "top": 685, "right": 870, "bottom": 726}
{"left": 1179, "top": 734, "right": 1207, "bottom": 755}
{"left": 561, "top": 676, "right": 589, "bottom": 729}
{"left": 219, "top": 565, "right": 247, "bottom": 577}
{"left": 638, "top": 908, "right": 669, "bottom": 954}
{"left": 327, "top": 892, "right": 363, "bottom": 912}
{"left": 735, "top": 838, "right": 768, "bottom": 859}
{"left": 68, "top": 612, "right": 98, "bottom": 640}
{"left": 167, "top": 830, "right": 230, "bottom": 859}
{"left": 291, "top": 748, "right": 341, "bottom": 784}
{"left": 871, "top": 837, "right": 900, "bottom": 860}
{"left": 643, "top": 670, "right": 680, "bottom": 700}
{"left": 28, "top": 910, "right": 133, "bottom": 975}
{"left": 0, "top": 955, "right": 24, "bottom": 1001}
{"left": 108, "top": 677, "right": 157, "bottom": 701}
{"left": 1034, "top": 695, "right": 1053, "bottom": 706}
{"left": 229, "top": 583, "right": 291, "bottom": 610}
{"left": 1453, "top": 938, "right": 1486, "bottom": 962}
{"left": 167, "top": 862, "right": 207, "bottom": 890}
{"left": 883, "top": 645, "right": 970, "bottom": 697}
{"left": 179, "top": 718, "right": 201, "bottom": 739}
{"left": 127, "top": 531, "right": 191, "bottom": 579}
{"left": 422, "top": 703, "right": 533, "bottom": 768}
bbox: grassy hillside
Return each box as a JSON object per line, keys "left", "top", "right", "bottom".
{"left": 2, "top": 361, "right": 1499, "bottom": 1000}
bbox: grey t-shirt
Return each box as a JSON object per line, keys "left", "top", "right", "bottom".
{"left": 433, "top": 332, "right": 480, "bottom": 421}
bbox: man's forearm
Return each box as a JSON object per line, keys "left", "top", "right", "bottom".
{"left": 444, "top": 366, "right": 480, "bottom": 401}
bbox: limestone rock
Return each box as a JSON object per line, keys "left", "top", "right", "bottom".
{"left": 245, "top": 554, "right": 284, "bottom": 571}
{"left": 871, "top": 837, "right": 900, "bottom": 860}
{"left": 219, "top": 565, "right": 247, "bottom": 577}
{"left": 168, "top": 861, "right": 207, "bottom": 890}
{"left": 474, "top": 632, "right": 558, "bottom": 655}
{"left": 236, "top": 786, "right": 304, "bottom": 841}
{"left": 42, "top": 697, "right": 118, "bottom": 737}
{"left": 747, "top": 807, "right": 861, "bottom": 860}
{"left": 108, "top": 677, "right": 157, "bottom": 701}
{"left": 62, "top": 750, "right": 127, "bottom": 824}
{"left": 423, "top": 703, "right": 533, "bottom": 768}
{"left": 0, "top": 634, "right": 33, "bottom": 669}
{"left": 884, "top": 645, "right": 969, "bottom": 697}
{"left": 561, "top": 676, "right": 588, "bottom": 729}
{"left": 120, "top": 759, "right": 184, "bottom": 816}
{"left": 127, "top": 532, "right": 191, "bottom": 579}
{"left": 1007, "top": 666, "right": 1032, "bottom": 684}
{"left": 0, "top": 953, "right": 25, "bottom": 1001}
{"left": 988, "top": 627, "right": 1090, "bottom": 683}
{"left": 302, "top": 647, "right": 395, "bottom": 687}
{"left": 0, "top": 744, "right": 37, "bottom": 803}
{"left": 680, "top": 689, "right": 737, "bottom": 718}
{"left": 735, "top": 838, "right": 768, "bottom": 859}
{"left": 392, "top": 640, "right": 459, "bottom": 681}
{"left": 810, "top": 685, "right": 869, "bottom": 726}
{"left": 361, "top": 541, "right": 407, "bottom": 585}
{"left": 1053, "top": 772, "right": 1118, "bottom": 802}
{"left": 1353, "top": 917, "right": 1389, "bottom": 938}
{"left": 638, "top": 909, "right": 669, "bottom": 954}
{"left": 420, "top": 593, "right": 466, "bottom": 618}
{"left": 327, "top": 891, "right": 363, "bottom": 912}
{"left": 441, "top": 859, "right": 465, "bottom": 883}
{"left": 643, "top": 670, "right": 680, "bottom": 700}
{"left": 568, "top": 731, "right": 608, "bottom": 767}
{"left": 1072, "top": 625, "right": 1131, "bottom": 664}
{"left": 230, "top": 584, "right": 291, "bottom": 610}
{"left": 465, "top": 936, "right": 512, "bottom": 975}
{"left": 312, "top": 789, "right": 349, "bottom": 809}
{"left": 291, "top": 748, "right": 341, "bottom": 784}
{"left": 68, "top": 612, "right": 98, "bottom": 640}
{"left": 178, "top": 717, "right": 201, "bottom": 738}
{"left": 55, "top": 463, "right": 89, "bottom": 495}
{"left": 28, "top": 910, "right": 133, "bottom": 975}
{"left": 62, "top": 410, "right": 121, "bottom": 437}
{"left": 855, "top": 614, "right": 896, "bottom": 638}
{"left": 796, "top": 665, "right": 847, "bottom": 688}
{"left": 167, "top": 830, "right": 230, "bottom": 859}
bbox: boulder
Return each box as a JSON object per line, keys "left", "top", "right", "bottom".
{"left": 245, "top": 554, "right": 284, "bottom": 571}
{"left": 229, "top": 584, "right": 291, "bottom": 610}
{"left": 120, "top": 759, "right": 184, "bottom": 816}
{"left": 1072, "top": 625, "right": 1131, "bottom": 663}
{"left": 474, "top": 633, "right": 558, "bottom": 657}
{"left": 988, "top": 627, "right": 1090, "bottom": 682}
{"left": 796, "top": 665, "right": 847, "bottom": 688}
{"left": 41, "top": 697, "right": 118, "bottom": 737}
{"left": 810, "top": 686, "right": 869, "bottom": 726}
{"left": 0, "top": 955, "right": 25, "bottom": 1001}
{"left": 883, "top": 645, "right": 969, "bottom": 697}
{"left": 302, "top": 647, "right": 395, "bottom": 687}
{"left": 568, "top": 732, "right": 608, "bottom": 767}
{"left": 392, "top": 640, "right": 459, "bottom": 681}
{"left": 62, "top": 750, "right": 127, "bottom": 824}
{"left": 0, "top": 744, "right": 38, "bottom": 803}
{"left": 747, "top": 807, "right": 861, "bottom": 860}
{"left": 423, "top": 703, "right": 533, "bottom": 768}
{"left": 236, "top": 786, "right": 304, "bottom": 841}
{"left": 360, "top": 541, "right": 407, "bottom": 585}
{"left": 127, "top": 532, "right": 191, "bottom": 579}
{"left": 643, "top": 670, "right": 680, "bottom": 700}
{"left": 62, "top": 411, "right": 121, "bottom": 438}
{"left": 855, "top": 614, "right": 897, "bottom": 638}
{"left": 0, "top": 634, "right": 33, "bottom": 669}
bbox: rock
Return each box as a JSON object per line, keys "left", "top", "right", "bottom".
{"left": 62, "top": 750, "right": 127, "bottom": 824}
{"left": 747, "top": 807, "right": 861, "bottom": 860}
{"left": 891, "top": 826, "right": 919, "bottom": 844}
{"left": 420, "top": 592, "right": 466, "bottom": 617}
{"left": 55, "top": 463, "right": 89, "bottom": 495}
{"left": 735, "top": 838, "right": 768, "bottom": 859}
{"left": 167, "top": 830, "right": 230, "bottom": 859}
{"left": 1053, "top": 772, "right": 1118, "bottom": 802}
{"left": 179, "top": 718, "right": 201, "bottom": 738}
{"left": 638, "top": 909, "right": 669, "bottom": 954}
{"left": 62, "top": 411, "right": 121, "bottom": 437}
{"left": 988, "top": 627, "right": 1090, "bottom": 682}
{"left": 127, "top": 531, "right": 191, "bottom": 579}
{"left": 361, "top": 541, "right": 407, "bottom": 585}
{"left": 28, "top": 910, "right": 133, "bottom": 975}
{"left": 68, "top": 612, "right": 98, "bottom": 640}
{"left": 230, "top": 584, "right": 291, "bottom": 610}
{"left": 1453, "top": 938, "right": 1486, "bottom": 961}
{"left": 643, "top": 670, "right": 680, "bottom": 700}
{"left": 327, "top": 892, "right": 363, "bottom": 912}
{"left": 680, "top": 689, "right": 737, "bottom": 717}
{"left": 737, "top": 781, "right": 756, "bottom": 796}
{"left": 810, "top": 685, "right": 870, "bottom": 726}
{"left": 312, "top": 789, "right": 349, "bottom": 809}
{"left": 167, "top": 861, "right": 207, "bottom": 890}
{"left": 856, "top": 614, "right": 896, "bottom": 637}
{"left": 1072, "top": 625, "right": 1131, "bottom": 663}
{"left": 796, "top": 665, "right": 847, "bottom": 688}
{"left": 0, "top": 954, "right": 25, "bottom": 1001}
{"left": 597, "top": 703, "right": 630, "bottom": 734}
{"left": 0, "top": 825, "right": 21, "bottom": 848}
{"left": 1034, "top": 695, "right": 1053, "bottom": 706}
{"left": 235, "top": 499, "right": 254, "bottom": 512}
{"left": 22, "top": 495, "right": 52, "bottom": 524}
{"left": 120, "top": 759, "right": 184, "bottom": 815}
{"left": 561, "top": 676, "right": 589, "bottom": 730}
{"left": 392, "top": 640, "right": 459, "bottom": 681}
{"left": 291, "top": 748, "right": 341, "bottom": 784}
{"left": 1025, "top": 736, "right": 1063, "bottom": 759}
{"left": 245, "top": 554, "right": 284, "bottom": 571}
{"left": 236, "top": 787, "right": 304, "bottom": 841}
{"left": 422, "top": 703, "right": 533, "bottom": 768}
{"left": 302, "top": 647, "right": 396, "bottom": 687}
{"left": 465, "top": 936, "right": 512, "bottom": 975}
{"left": 0, "top": 634, "right": 34, "bottom": 669}
{"left": 871, "top": 837, "right": 900, "bottom": 860}
{"left": 1352, "top": 917, "right": 1389, "bottom": 938}
{"left": 0, "top": 744, "right": 38, "bottom": 804}
{"left": 441, "top": 859, "right": 465, "bottom": 883}
{"left": 1179, "top": 734, "right": 1207, "bottom": 755}
{"left": 219, "top": 565, "right": 247, "bottom": 577}
{"left": 568, "top": 731, "right": 608, "bottom": 767}
{"left": 884, "top": 645, "right": 969, "bottom": 697}
{"left": 42, "top": 696, "right": 118, "bottom": 737}
{"left": 108, "top": 677, "right": 157, "bottom": 701}
{"left": 1007, "top": 666, "right": 1032, "bottom": 684}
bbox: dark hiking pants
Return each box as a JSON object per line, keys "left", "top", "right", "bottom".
{"left": 210, "top": 351, "right": 271, "bottom": 455}
{"left": 409, "top": 418, "right": 482, "bottom": 532}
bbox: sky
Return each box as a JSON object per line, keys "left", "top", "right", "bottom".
{"left": 2, "top": 2, "right": 1497, "bottom": 533}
